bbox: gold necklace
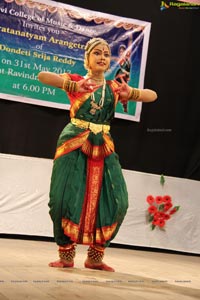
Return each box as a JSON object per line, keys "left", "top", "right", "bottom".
{"left": 85, "top": 75, "right": 104, "bottom": 84}
{"left": 89, "top": 79, "right": 106, "bottom": 115}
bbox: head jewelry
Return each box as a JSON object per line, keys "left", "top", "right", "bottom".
{"left": 84, "top": 37, "right": 111, "bottom": 71}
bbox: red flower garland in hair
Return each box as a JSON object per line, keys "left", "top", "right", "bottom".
{"left": 146, "top": 195, "right": 180, "bottom": 230}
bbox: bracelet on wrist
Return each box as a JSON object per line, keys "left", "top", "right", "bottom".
{"left": 128, "top": 88, "right": 140, "bottom": 100}
{"left": 62, "top": 79, "right": 78, "bottom": 93}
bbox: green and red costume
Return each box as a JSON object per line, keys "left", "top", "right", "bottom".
{"left": 49, "top": 73, "right": 128, "bottom": 247}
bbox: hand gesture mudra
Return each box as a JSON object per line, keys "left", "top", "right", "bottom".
{"left": 114, "top": 76, "right": 132, "bottom": 101}
{"left": 77, "top": 78, "right": 101, "bottom": 93}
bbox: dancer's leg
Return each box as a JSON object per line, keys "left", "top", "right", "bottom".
{"left": 49, "top": 242, "right": 77, "bottom": 268}
{"left": 84, "top": 244, "right": 115, "bottom": 272}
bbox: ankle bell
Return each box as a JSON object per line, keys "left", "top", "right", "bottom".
{"left": 87, "top": 245, "right": 104, "bottom": 263}
{"left": 58, "top": 243, "right": 77, "bottom": 261}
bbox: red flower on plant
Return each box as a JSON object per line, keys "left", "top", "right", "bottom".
{"left": 163, "top": 195, "right": 172, "bottom": 203}
{"left": 169, "top": 207, "right": 179, "bottom": 215}
{"left": 146, "top": 194, "right": 180, "bottom": 230}
{"left": 163, "top": 214, "right": 170, "bottom": 220}
{"left": 154, "top": 212, "right": 161, "bottom": 219}
{"left": 146, "top": 195, "right": 155, "bottom": 205}
{"left": 152, "top": 218, "right": 159, "bottom": 225}
{"left": 155, "top": 196, "right": 163, "bottom": 204}
{"left": 164, "top": 202, "right": 173, "bottom": 212}
{"left": 158, "top": 212, "right": 166, "bottom": 218}
{"left": 148, "top": 205, "right": 157, "bottom": 214}
{"left": 155, "top": 219, "right": 165, "bottom": 227}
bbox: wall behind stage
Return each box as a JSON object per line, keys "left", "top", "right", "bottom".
{"left": 0, "top": 0, "right": 199, "bottom": 181}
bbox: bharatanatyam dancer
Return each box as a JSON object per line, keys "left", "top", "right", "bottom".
{"left": 38, "top": 37, "right": 157, "bottom": 272}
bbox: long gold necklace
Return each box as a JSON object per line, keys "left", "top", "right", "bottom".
{"left": 89, "top": 79, "right": 106, "bottom": 115}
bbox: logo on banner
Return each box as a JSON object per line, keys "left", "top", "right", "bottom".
{"left": 160, "top": 1, "right": 200, "bottom": 10}
{"left": 160, "top": 1, "right": 170, "bottom": 10}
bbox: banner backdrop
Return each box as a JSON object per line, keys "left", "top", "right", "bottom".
{"left": 0, "top": 0, "right": 151, "bottom": 122}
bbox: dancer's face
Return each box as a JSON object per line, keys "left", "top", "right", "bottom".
{"left": 88, "top": 43, "right": 110, "bottom": 73}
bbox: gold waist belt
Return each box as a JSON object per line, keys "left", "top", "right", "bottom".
{"left": 71, "top": 118, "right": 110, "bottom": 135}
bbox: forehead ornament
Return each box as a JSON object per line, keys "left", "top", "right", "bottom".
{"left": 85, "top": 38, "right": 110, "bottom": 54}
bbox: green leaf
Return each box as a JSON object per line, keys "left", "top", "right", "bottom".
{"left": 151, "top": 224, "right": 156, "bottom": 230}
{"left": 158, "top": 204, "right": 165, "bottom": 211}
{"left": 174, "top": 205, "right": 180, "bottom": 211}
{"left": 149, "top": 215, "right": 154, "bottom": 222}
{"left": 160, "top": 174, "right": 165, "bottom": 186}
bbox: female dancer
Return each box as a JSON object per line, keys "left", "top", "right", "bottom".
{"left": 38, "top": 37, "right": 157, "bottom": 272}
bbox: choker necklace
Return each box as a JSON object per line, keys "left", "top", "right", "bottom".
{"left": 89, "top": 79, "right": 106, "bottom": 115}
{"left": 85, "top": 74, "right": 104, "bottom": 84}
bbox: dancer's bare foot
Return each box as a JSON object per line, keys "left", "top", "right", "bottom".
{"left": 84, "top": 258, "right": 115, "bottom": 272}
{"left": 49, "top": 259, "right": 74, "bottom": 268}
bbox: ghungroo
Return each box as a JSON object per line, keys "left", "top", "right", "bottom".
{"left": 58, "top": 243, "right": 77, "bottom": 262}
{"left": 87, "top": 245, "right": 104, "bottom": 263}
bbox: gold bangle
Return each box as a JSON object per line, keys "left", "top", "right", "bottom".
{"left": 62, "top": 79, "right": 78, "bottom": 93}
{"left": 128, "top": 88, "right": 140, "bottom": 100}
{"left": 62, "top": 78, "right": 69, "bottom": 91}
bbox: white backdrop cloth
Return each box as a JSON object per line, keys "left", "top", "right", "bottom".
{"left": 0, "top": 153, "right": 200, "bottom": 254}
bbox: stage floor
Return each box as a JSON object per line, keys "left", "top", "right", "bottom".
{"left": 0, "top": 238, "right": 199, "bottom": 300}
